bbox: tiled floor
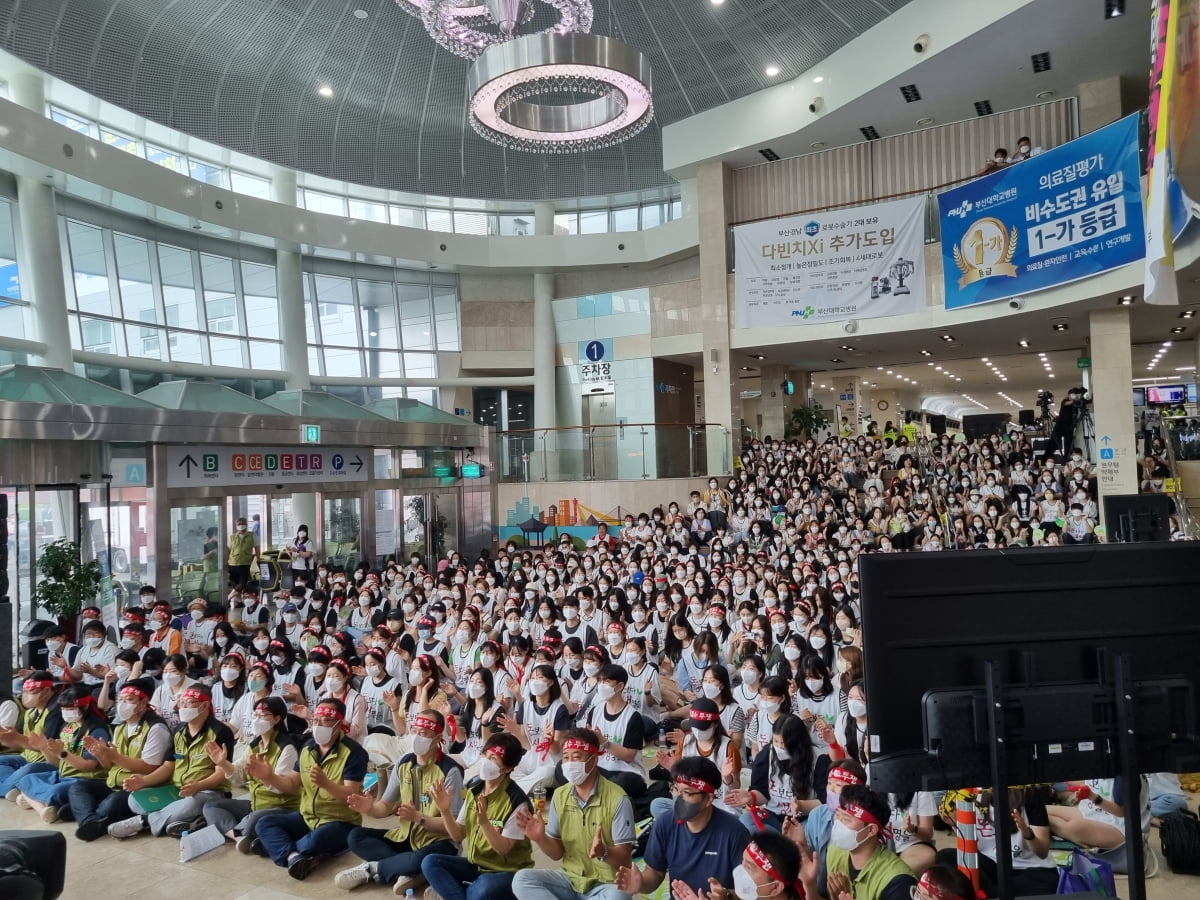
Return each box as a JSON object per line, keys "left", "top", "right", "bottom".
{"left": 3, "top": 798, "right": 1200, "bottom": 899}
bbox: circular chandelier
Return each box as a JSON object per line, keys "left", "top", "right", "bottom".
{"left": 421, "top": 0, "right": 592, "bottom": 60}
{"left": 468, "top": 32, "right": 653, "bottom": 153}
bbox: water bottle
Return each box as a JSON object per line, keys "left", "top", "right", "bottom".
{"left": 531, "top": 784, "right": 546, "bottom": 814}
{"left": 405, "top": 890, "right": 414, "bottom": 899}
{"left": 658, "top": 723, "right": 667, "bottom": 749}
{"left": 179, "top": 830, "right": 189, "bottom": 863}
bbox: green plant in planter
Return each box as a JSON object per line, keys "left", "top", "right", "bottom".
{"left": 33, "top": 538, "right": 101, "bottom": 620}
{"left": 785, "top": 402, "right": 829, "bottom": 440}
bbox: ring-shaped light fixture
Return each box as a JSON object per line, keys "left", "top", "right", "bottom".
{"left": 468, "top": 32, "right": 653, "bottom": 152}
{"left": 424, "top": 0, "right": 593, "bottom": 59}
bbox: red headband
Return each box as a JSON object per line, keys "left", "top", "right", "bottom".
{"left": 119, "top": 684, "right": 150, "bottom": 701}
{"left": 827, "top": 767, "right": 863, "bottom": 787}
{"left": 746, "top": 842, "right": 806, "bottom": 895}
{"left": 410, "top": 715, "right": 441, "bottom": 734}
{"left": 917, "top": 871, "right": 966, "bottom": 900}
{"left": 689, "top": 707, "right": 719, "bottom": 723}
{"left": 842, "top": 802, "right": 889, "bottom": 839}
{"left": 22, "top": 679, "right": 53, "bottom": 692}
{"left": 675, "top": 775, "right": 716, "bottom": 794}
{"left": 483, "top": 744, "right": 507, "bottom": 761}
{"left": 180, "top": 688, "right": 209, "bottom": 703}
{"left": 562, "top": 737, "right": 600, "bottom": 755}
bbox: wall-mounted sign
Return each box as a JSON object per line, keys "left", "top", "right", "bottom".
{"left": 166, "top": 445, "right": 368, "bottom": 488}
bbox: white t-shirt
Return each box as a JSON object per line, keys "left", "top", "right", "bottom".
{"left": 75, "top": 640, "right": 117, "bottom": 685}
{"left": 888, "top": 792, "right": 938, "bottom": 853}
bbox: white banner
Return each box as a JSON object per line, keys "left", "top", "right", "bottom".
{"left": 734, "top": 196, "right": 928, "bottom": 327}
{"left": 165, "top": 445, "right": 369, "bottom": 488}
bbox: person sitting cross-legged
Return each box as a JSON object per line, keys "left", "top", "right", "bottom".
{"left": 420, "top": 731, "right": 534, "bottom": 900}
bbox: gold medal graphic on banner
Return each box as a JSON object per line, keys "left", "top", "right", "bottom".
{"left": 953, "top": 216, "right": 1019, "bottom": 288}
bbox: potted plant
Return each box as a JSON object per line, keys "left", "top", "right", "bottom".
{"left": 785, "top": 402, "right": 829, "bottom": 440}
{"left": 33, "top": 538, "right": 101, "bottom": 621}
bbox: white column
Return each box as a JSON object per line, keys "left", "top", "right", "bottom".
{"left": 532, "top": 272, "right": 556, "bottom": 431}
{"left": 270, "top": 167, "right": 310, "bottom": 390}
{"left": 9, "top": 70, "right": 45, "bottom": 113}
{"left": 16, "top": 176, "right": 72, "bottom": 370}
{"left": 1089, "top": 308, "right": 1138, "bottom": 520}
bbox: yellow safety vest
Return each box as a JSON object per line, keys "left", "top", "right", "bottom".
{"left": 553, "top": 776, "right": 627, "bottom": 895}
{"left": 299, "top": 738, "right": 364, "bottom": 829}
{"left": 463, "top": 776, "right": 533, "bottom": 873}
{"left": 385, "top": 752, "right": 461, "bottom": 847}
{"left": 172, "top": 720, "right": 231, "bottom": 793}
{"left": 247, "top": 734, "right": 300, "bottom": 812}
{"left": 107, "top": 715, "right": 165, "bottom": 790}
{"left": 58, "top": 721, "right": 107, "bottom": 780}
{"left": 18, "top": 706, "right": 49, "bottom": 763}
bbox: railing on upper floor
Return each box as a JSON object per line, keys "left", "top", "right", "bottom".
{"left": 492, "top": 423, "right": 730, "bottom": 483}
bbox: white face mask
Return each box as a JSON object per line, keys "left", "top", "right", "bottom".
{"left": 562, "top": 760, "right": 592, "bottom": 786}
{"left": 120, "top": 637, "right": 136, "bottom": 650}
{"left": 830, "top": 818, "right": 872, "bottom": 852}
{"left": 220, "top": 667, "right": 240, "bottom": 683}
{"left": 607, "top": 632, "right": 623, "bottom": 646}
{"left": 480, "top": 653, "right": 496, "bottom": 668}
{"left": 741, "top": 669, "right": 759, "bottom": 686}
{"left": 805, "top": 678, "right": 825, "bottom": 693}
{"left": 848, "top": 698, "right": 867, "bottom": 718}
{"left": 468, "top": 682, "right": 487, "bottom": 699}
{"left": 479, "top": 756, "right": 503, "bottom": 781}
{"left": 733, "top": 864, "right": 766, "bottom": 900}
{"left": 84, "top": 636, "right": 103, "bottom": 648}
{"left": 595, "top": 683, "right": 616, "bottom": 702}
{"left": 761, "top": 699, "right": 781, "bottom": 714}
{"left": 809, "top": 636, "right": 827, "bottom": 650}
{"left": 702, "top": 682, "right": 722, "bottom": 699}
{"left": 783, "top": 646, "right": 802, "bottom": 661}
{"left": 312, "top": 725, "right": 336, "bottom": 745}
{"left": 583, "top": 662, "right": 600, "bottom": 678}
{"left": 325, "top": 676, "right": 345, "bottom": 693}
{"left": 164, "top": 671, "right": 183, "bottom": 685}
{"left": 178, "top": 706, "right": 201, "bottom": 723}
{"left": 528, "top": 679, "right": 549, "bottom": 696}
{"left": 412, "top": 735, "right": 435, "bottom": 756}
{"left": 408, "top": 669, "right": 424, "bottom": 685}
{"left": 116, "top": 701, "right": 137, "bottom": 722}
{"left": 190, "top": 609, "right": 204, "bottom": 621}
{"left": 252, "top": 717, "right": 274, "bottom": 736}
{"left": 61, "top": 708, "right": 81, "bottom": 723}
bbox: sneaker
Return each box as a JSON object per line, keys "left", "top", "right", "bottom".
{"left": 75, "top": 819, "right": 108, "bottom": 842}
{"left": 165, "top": 816, "right": 205, "bottom": 838}
{"left": 14, "top": 794, "right": 31, "bottom": 810}
{"left": 108, "top": 815, "right": 147, "bottom": 840}
{"left": 334, "top": 861, "right": 376, "bottom": 890}
{"left": 287, "top": 853, "right": 319, "bottom": 881}
{"left": 4, "top": 788, "right": 19, "bottom": 802}
{"left": 235, "top": 833, "right": 257, "bottom": 855}
{"left": 393, "top": 875, "right": 427, "bottom": 896}
{"left": 40, "top": 806, "right": 59, "bottom": 824}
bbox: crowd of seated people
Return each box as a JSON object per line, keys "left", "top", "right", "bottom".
{"left": 0, "top": 428, "right": 1185, "bottom": 898}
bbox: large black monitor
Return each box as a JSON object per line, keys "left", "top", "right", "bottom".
{"left": 858, "top": 543, "right": 1200, "bottom": 793}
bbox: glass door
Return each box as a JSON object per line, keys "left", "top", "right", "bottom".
{"left": 169, "top": 502, "right": 222, "bottom": 606}
{"left": 402, "top": 494, "right": 428, "bottom": 568}
{"left": 323, "top": 496, "right": 362, "bottom": 572}
{"left": 430, "top": 492, "right": 461, "bottom": 562}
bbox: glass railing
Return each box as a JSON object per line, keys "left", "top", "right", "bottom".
{"left": 493, "top": 424, "right": 731, "bottom": 483}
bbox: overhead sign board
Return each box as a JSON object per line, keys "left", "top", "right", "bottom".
{"left": 166, "top": 445, "right": 369, "bottom": 488}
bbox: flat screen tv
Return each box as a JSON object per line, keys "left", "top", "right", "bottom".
{"left": 858, "top": 544, "right": 1200, "bottom": 793}
{"left": 1190, "top": 382, "right": 1198, "bottom": 404}
{"left": 1133, "top": 386, "right": 1146, "bottom": 407}
{"left": 1147, "top": 383, "right": 1186, "bottom": 404}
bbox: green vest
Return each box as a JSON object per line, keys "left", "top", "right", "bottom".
{"left": 247, "top": 735, "right": 300, "bottom": 812}
{"left": 173, "top": 721, "right": 230, "bottom": 793}
{"left": 552, "top": 776, "right": 626, "bottom": 894}
{"left": 228, "top": 531, "right": 257, "bottom": 566}
{"left": 464, "top": 776, "right": 533, "bottom": 873}
{"left": 826, "top": 840, "right": 915, "bottom": 900}
{"left": 18, "top": 705, "right": 49, "bottom": 763}
{"left": 385, "top": 752, "right": 460, "bottom": 847}
{"left": 107, "top": 716, "right": 163, "bottom": 790}
{"left": 299, "top": 739, "right": 363, "bottom": 829}
{"left": 58, "top": 721, "right": 106, "bottom": 780}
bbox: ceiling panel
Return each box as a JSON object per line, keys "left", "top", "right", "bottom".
{"left": 0, "top": 0, "right": 912, "bottom": 199}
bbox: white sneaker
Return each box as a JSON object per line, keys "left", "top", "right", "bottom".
{"left": 334, "top": 861, "right": 375, "bottom": 891}
{"left": 107, "top": 815, "right": 147, "bottom": 839}
{"left": 424, "top": 888, "right": 444, "bottom": 900}
{"left": 4, "top": 788, "right": 18, "bottom": 802}
{"left": 392, "top": 875, "right": 427, "bottom": 896}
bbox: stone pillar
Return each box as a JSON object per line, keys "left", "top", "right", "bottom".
{"left": 759, "top": 365, "right": 810, "bottom": 440}
{"left": 1089, "top": 308, "right": 1138, "bottom": 522}
{"left": 696, "top": 161, "right": 740, "bottom": 472}
{"left": 1078, "top": 77, "right": 1130, "bottom": 135}
{"left": 833, "top": 376, "right": 862, "bottom": 436}
{"left": 270, "top": 168, "right": 310, "bottom": 390}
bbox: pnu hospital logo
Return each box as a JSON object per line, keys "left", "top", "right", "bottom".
{"left": 804, "top": 221, "right": 820, "bottom": 236}
{"left": 947, "top": 199, "right": 974, "bottom": 219}
{"left": 791, "top": 305, "right": 817, "bottom": 319}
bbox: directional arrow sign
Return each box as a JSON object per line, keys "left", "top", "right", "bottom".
{"left": 351, "top": 455, "right": 364, "bottom": 473}
{"left": 1101, "top": 435, "right": 1112, "bottom": 446}
{"left": 178, "top": 454, "right": 199, "bottom": 477}
{"left": 166, "top": 446, "right": 369, "bottom": 487}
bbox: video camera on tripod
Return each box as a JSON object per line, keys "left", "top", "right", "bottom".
{"left": 1036, "top": 390, "right": 1054, "bottom": 416}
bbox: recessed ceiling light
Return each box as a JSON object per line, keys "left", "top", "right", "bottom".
{"left": 1052, "top": 323, "right": 1069, "bottom": 331}
{"left": 916, "top": 116, "right": 935, "bottom": 126}
{"left": 1182, "top": 310, "right": 1197, "bottom": 319}
{"left": 919, "top": 349, "right": 932, "bottom": 356}
{"left": 810, "top": 141, "right": 827, "bottom": 149}
{"left": 740, "top": 366, "right": 753, "bottom": 371}
{"left": 1018, "top": 340, "right": 1029, "bottom": 347}
{"left": 840, "top": 345, "right": 853, "bottom": 351}
{"left": 750, "top": 354, "right": 766, "bottom": 360}
{"left": 711, "top": 0, "right": 725, "bottom": 4}
{"left": 352, "top": 8, "right": 368, "bottom": 18}
{"left": 981, "top": 357, "right": 989, "bottom": 363}
{"left": 813, "top": 75, "right": 824, "bottom": 83}
{"left": 1118, "top": 295, "right": 1134, "bottom": 305}
{"left": 1036, "top": 90, "right": 1055, "bottom": 99}
{"left": 765, "top": 65, "right": 781, "bottom": 77}
{"left": 1105, "top": 0, "right": 1125, "bottom": 18}
{"left": 1171, "top": 326, "right": 1186, "bottom": 334}
{"left": 830, "top": 358, "right": 844, "bottom": 363}
{"left": 940, "top": 334, "right": 954, "bottom": 341}
{"left": 318, "top": 84, "right": 334, "bottom": 98}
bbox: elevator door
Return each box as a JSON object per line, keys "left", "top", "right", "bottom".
{"left": 583, "top": 392, "right": 617, "bottom": 480}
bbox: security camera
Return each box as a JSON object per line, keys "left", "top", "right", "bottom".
{"left": 1008, "top": 297, "right": 1026, "bottom": 310}
{"left": 913, "top": 33, "right": 930, "bottom": 53}
{"left": 809, "top": 97, "right": 824, "bottom": 114}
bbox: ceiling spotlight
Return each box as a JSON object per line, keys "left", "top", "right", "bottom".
{"left": 353, "top": 8, "right": 369, "bottom": 18}
{"left": 981, "top": 357, "right": 989, "bottom": 363}
{"left": 1105, "top": 0, "right": 1125, "bottom": 18}
{"left": 1171, "top": 326, "right": 1186, "bottom": 334}
{"left": 711, "top": 0, "right": 726, "bottom": 4}
{"left": 813, "top": 76, "right": 824, "bottom": 83}
{"left": 830, "top": 358, "right": 844, "bottom": 363}
{"left": 1018, "top": 339, "right": 1029, "bottom": 347}
{"left": 919, "top": 349, "right": 932, "bottom": 356}
{"left": 840, "top": 345, "right": 854, "bottom": 351}
{"left": 317, "top": 84, "right": 334, "bottom": 97}
{"left": 1183, "top": 310, "right": 1197, "bottom": 319}
{"left": 940, "top": 334, "right": 954, "bottom": 341}
{"left": 1052, "top": 323, "right": 1069, "bottom": 331}
{"left": 765, "top": 65, "right": 781, "bottom": 77}
{"left": 1118, "top": 295, "right": 1134, "bottom": 305}
{"left": 750, "top": 353, "right": 766, "bottom": 360}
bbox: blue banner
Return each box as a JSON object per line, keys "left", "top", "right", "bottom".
{"left": 939, "top": 114, "right": 1146, "bottom": 309}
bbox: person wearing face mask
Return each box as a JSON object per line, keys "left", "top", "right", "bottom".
{"left": 512, "top": 728, "right": 635, "bottom": 900}
{"left": 106, "top": 684, "right": 237, "bottom": 840}
{"left": 0, "top": 675, "right": 60, "bottom": 802}
{"left": 35, "top": 625, "right": 79, "bottom": 685}
{"left": 578, "top": 664, "right": 646, "bottom": 799}
{"left": 283, "top": 524, "right": 315, "bottom": 586}
{"left": 727, "top": 714, "right": 818, "bottom": 831}
{"left": 274, "top": 600, "right": 306, "bottom": 650}
{"left": 355, "top": 648, "right": 400, "bottom": 735}
{"left": 68, "top": 678, "right": 172, "bottom": 841}
{"left": 228, "top": 516, "right": 259, "bottom": 592}
{"left": 319, "top": 658, "right": 367, "bottom": 744}
{"left": 814, "top": 784, "right": 916, "bottom": 900}
{"left": 724, "top": 831, "right": 808, "bottom": 900}
{"left": 210, "top": 650, "right": 248, "bottom": 727}
{"left": 335, "top": 709, "right": 461, "bottom": 892}
{"left": 653, "top": 699, "right": 740, "bottom": 819}
{"left": 454, "top": 667, "right": 503, "bottom": 773}
{"left": 419, "top": 732, "right": 533, "bottom": 900}
{"left": 746, "top": 676, "right": 790, "bottom": 772}
{"left": 144, "top": 602, "right": 182, "bottom": 656}
{"left": 800, "top": 760, "right": 869, "bottom": 898}
{"left": 499, "top": 663, "right": 570, "bottom": 794}
{"left": 68, "top": 620, "right": 116, "bottom": 689}
{"left": 251, "top": 697, "right": 367, "bottom": 880}
{"left": 233, "top": 588, "right": 271, "bottom": 637}
{"left": 200, "top": 695, "right": 300, "bottom": 850}
{"left": 616, "top": 757, "right": 750, "bottom": 899}
{"left": 1062, "top": 502, "right": 1097, "bottom": 544}
{"left": 229, "top": 662, "right": 276, "bottom": 742}
{"left": 148, "top": 654, "right": 195, "bottom": 729}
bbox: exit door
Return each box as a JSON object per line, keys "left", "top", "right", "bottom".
{"left": 583, "top": 392, "right": 617, "bottom": 479}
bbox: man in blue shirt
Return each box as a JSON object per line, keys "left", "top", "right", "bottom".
{"left": 615, "top": 757, "right": 749, "bottom": 897}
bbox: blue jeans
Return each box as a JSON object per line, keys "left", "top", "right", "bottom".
{"left": 16, "top": 770, "right": 83, "bottom": 807}
{"left": 346, "top": 826, "right": 456, "bottom": 885}
{"left": 1151, "top": 794, "right": 1189, "bottom": 818}
{"left": 67, "top": 781, "right": 137, "bottom": 833}
{"left": 422, "top": 854, "right": 518, "bottom": 900}
{"left": 0, "top": 756, "right": 54, "bottom": 794}
{"left": 510, "top": 869, "right": 631, "bottom": 900}
{"left": 255, "top": 810, "right": 357, "bottom": 866}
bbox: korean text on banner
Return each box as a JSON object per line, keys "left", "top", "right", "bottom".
{"left": 939, "top": 113, "right": 1146, "bottom": 310}
{"left": 1145, "top": 0, "right": 1182, "bottom": 306}
{"left": 734, "top": 196, "right": 927, "bottom": 328}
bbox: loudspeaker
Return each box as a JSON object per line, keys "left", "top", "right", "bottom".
{"left": 1018, "top": 409, "right": 1035, "bottom": 427}
{"left": 930, "top": 415, "right": 947, "bottom": 435}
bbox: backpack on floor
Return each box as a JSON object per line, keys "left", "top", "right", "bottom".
{"left": 1160, "top": 809, "right": 1200, "bottom": 875}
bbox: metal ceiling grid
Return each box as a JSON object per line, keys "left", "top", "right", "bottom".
{"left": 0, "top": 0, "right": 912, "bottom": 200}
